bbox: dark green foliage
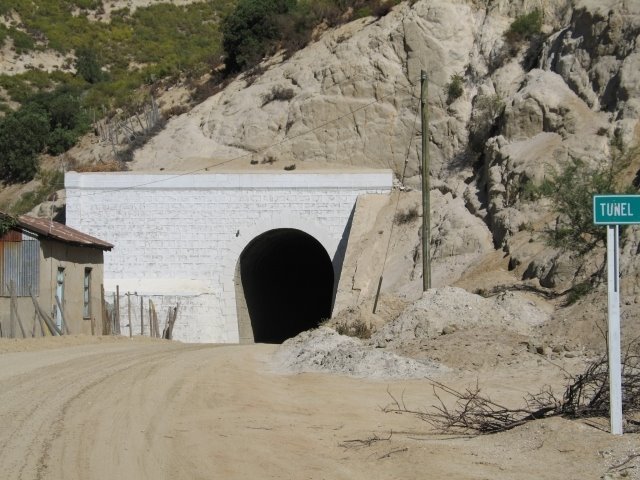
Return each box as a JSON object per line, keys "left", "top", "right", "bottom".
{"left": 8, "top": 28, "right": 36, "bottom": 53}
{"left": 446, "top": 73, "right": 464, "bottom": 104}
{"left": 0, "top": 85, "right": 91, "bottom": 183}
{"left": 222, "top": 0, "right": 296, "bottom": 72}
{"left": 0, "top": 214, "right": 16, "bottom": 236}
{"left": 47, "top": 127, "right": 79, "bottom": 155}
{"left": 75, "top": 46, "right": 105, "bottom": 84}
{"left": 543, "top": 156, "right": 635, "bottom": 253}
{"left": 222, "top": 0, "right": 400, "bottom": 73}
{"left": 0, "top": 106, "right": 50, "bottom": 183}
{"left": 70, "top": 0, "right": 102, "bottom": 8}
{"left": 565, "top": 281, "right": 592, "bottom": 305}
{"left": 354, "top": 6, "right": 373, "bottom": 18}
{"left": 27, "top": 86, "right": 91, "bottom": 154}
{"left": 505, "top": 9, "right": 543, "bottom": 44}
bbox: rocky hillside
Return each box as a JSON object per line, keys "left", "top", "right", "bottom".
{"left": 117, "top": 0, "right": 638, "bottom": 314}
{"left": 11, "top": 0, "right": 640, "bottom": 347}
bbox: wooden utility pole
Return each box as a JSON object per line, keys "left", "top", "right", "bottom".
{"left": 421, "top": 70, "right": 431, "bottom": 291}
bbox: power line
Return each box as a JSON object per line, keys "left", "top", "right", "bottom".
{"left": 372, "top": 98, "right": 420, "bottom": 314}
{"left": 62, "top": 78, "right": 420, "bottom": 199}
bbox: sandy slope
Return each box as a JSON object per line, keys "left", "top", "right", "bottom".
{"left": 0, "top": 336, "right": 638, "bottom": 480}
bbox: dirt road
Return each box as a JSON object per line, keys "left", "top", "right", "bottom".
{"left": 0, "top": 337, "right": 637, "bottom": 479}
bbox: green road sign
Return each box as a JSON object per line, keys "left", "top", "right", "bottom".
{"left": 593, "top": 194, "right": 640, "bottom": 225}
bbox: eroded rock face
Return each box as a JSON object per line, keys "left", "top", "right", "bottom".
{"left": 134, "top": 0, "right": 512, "bottom": 182}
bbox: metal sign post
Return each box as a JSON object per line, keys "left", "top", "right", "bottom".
{"left": 606, "top": 224, "right": 622, "bottom": 435}
{"left": 593, "top": 194, "right": 640, "bottom": 435}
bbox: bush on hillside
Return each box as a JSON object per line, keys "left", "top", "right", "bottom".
{"left": 75, "top": 46, "right": 105, "bottom": 84}
{"left": 468, "top": 94, "right": 505, "bottom": 151}
{"left": 446, "top": 73, "right": 464, "bottom": 104}
{"left": 0, "top": 107, "right": 50, "bottom": 183}
{"left": 222, "top": 0, "right": 296, "bottom": 72}
{"left": 542, "top": 153, "right": 636, "bottom": 253}
{"left": 505, "top": 9, "right": 543, "bottom": 44}
{"left": 8, "top": 28, "right": 36, "bottom": 54}
{"left": 28, "top": 87, "right": 91, "bottom": 154}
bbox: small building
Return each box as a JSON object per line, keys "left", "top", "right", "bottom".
{"left": 0, "top": 213, "right": 113, "bottom": 337}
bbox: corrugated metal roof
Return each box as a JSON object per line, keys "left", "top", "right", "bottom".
{"left": 0, "top": 212, "right": 113, "bottom": 251}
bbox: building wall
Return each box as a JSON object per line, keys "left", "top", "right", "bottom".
{"left": 65, "top": 171, "right": 393, "bottom": 343}
{"left": 0, "top": 236, "right": 105, "bottom": 337}
{"left": 39, "top": 239, "right": 105, "bottom": 335}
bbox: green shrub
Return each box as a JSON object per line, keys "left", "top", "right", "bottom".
{"left": 505, "top": 9, "right": 543, "bottom": 44}
{"left": 75, "top": 46, "right": 105, "bottom": 84}
{"left": 8, "top": 28, "right": 36, "bottom": 54}
{"left": 543, "top": 155, "right": 635, "bottom": 253}
{"left": 565, "top": 281, "right": 592, "bottom": 305}
{"left": 469, "top": 94, "right": 505, "bottom": 151}
{"left": 71, "top": 0, "right": 102, "bottom": 9}
{"left": 0, "top": 106, "right": 50, "bottom": 183}
{"left": 47, "top": 127, "right": 79, "bottom": 155}
{"left": 222, "top": 0, "right": 296, "bottom": 72}
{"left": 354, "top": 6, "right": 373, "bottom": 18}
{"left": 446, "top": 73, "right": 464, "bottom": 104}
{"left": 0, "top": 214, "right": 16, "bottom": 236}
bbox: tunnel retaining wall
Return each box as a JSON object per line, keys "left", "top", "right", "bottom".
{"left": 65, "top": 171, "right": 393, "bottom": 343}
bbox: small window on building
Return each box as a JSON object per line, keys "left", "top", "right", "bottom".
{"left": 83, "top": 268, "right": 92, "bottom": 319}
{"left": 0, "top": 231, "right": 40, "bottom": 297}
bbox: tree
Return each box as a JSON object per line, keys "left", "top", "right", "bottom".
{"left": 28, "top": 86, "right": 91, "bottom": 155}
{"left": 221, "top": 0, "right": 295, "bottom": 72}
{"left": 0, "top": 107, "right": 50, "bottom": 183}
{"left": 75, "top": 46, "right": 105, "bottom": 84}
{"left": 544, "top": 152, "right": 636, "bottom": 254}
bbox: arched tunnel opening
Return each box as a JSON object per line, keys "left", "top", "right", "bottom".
{"left": 236, "top": 229, "right": 334, "bottom": 344}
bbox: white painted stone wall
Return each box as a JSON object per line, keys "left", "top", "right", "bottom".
{"left": 65, "top": 171, "right": 393, "bottom": 343}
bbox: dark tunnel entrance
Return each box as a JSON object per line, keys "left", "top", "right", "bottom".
{"left": 236, "top": 229, "right": 334, "bottom": 344}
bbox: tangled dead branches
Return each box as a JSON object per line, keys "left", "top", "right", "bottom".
{"left": 561, "top": 340, "right": 640, "bottom": 417}
{"left": 385, "top": 339, "right": 640, "bottom": 434}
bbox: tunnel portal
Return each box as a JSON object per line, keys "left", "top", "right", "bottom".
{"left": 237, "top": 228, "right": 334, "bottom": 344}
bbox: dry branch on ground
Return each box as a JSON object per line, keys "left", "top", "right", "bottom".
{"left": 385, "top": 339, "right": 640, "bottom": 434}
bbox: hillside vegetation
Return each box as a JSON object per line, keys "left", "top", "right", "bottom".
{"left": 0, "top": 0, "right": 403, "bottom": 197}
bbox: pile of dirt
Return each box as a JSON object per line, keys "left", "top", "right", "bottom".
{"left": 371, "top": 287, "right": 550, "bottom": 350}
{"left": 272, "top": 327, "right": 447, "bottom": 379}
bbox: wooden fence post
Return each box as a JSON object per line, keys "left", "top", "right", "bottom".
{"left": 140, "top": 296, "right": 144, "bottom": 336}
{"left": 55, "top": 295, "right": 70, "bottom": 335}
{"left": 115, "top": 285, "right": 121, "bottom": 335}
{"left": 101, "top": 284, "right": 106, "bottom": 335}
{"left": 148, "top": 299, "right": 154, "bottom": 338}
{"left": 9, "top": 281, "right": 26, "bottom": 338}
{"left": 29, "top": 289, "right": 61, "bottom": 336}
{"left": 128, "top": 292, "right": 133, "bottom": 338}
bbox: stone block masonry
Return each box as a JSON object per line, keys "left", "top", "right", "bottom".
{"left": 65, "top": 171, "right": 393, "bottom": 343}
